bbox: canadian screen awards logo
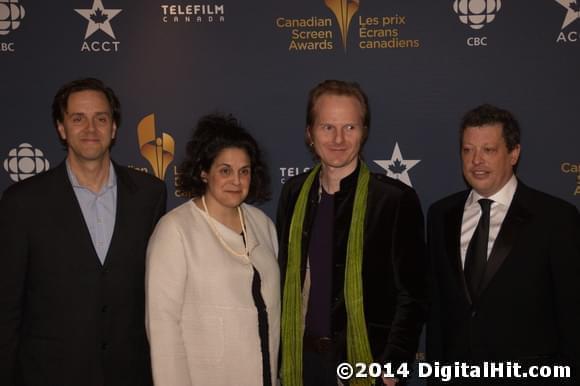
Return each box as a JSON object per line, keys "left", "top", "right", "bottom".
{"left": 75, "top": 0, "right": 122, "bottom": 52}
{"left": 0, "top": 0, "right": 25, "bottom": 52}
{"left": 554, "top": 0, "right": 580, "bottom": 43}
{"left": 326, "top": 0, "right": 359, "bottom": 50}
{"left": 135, "top": 114, "right": 174, "bottom": 181}
{"left": 274, "top": 0, "right": 420, "bottom": 52}
{"left": 452, "top": 0, "right": 502, "bottom": 47}
{"left": 3, "top": 143, "right": 50, "bottom": 182}
{"left": 560, "top": 161, "right": 580, "bottom": 195}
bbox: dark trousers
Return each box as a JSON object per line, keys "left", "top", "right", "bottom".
{"left": 303, "top": 350, "right": 339, "bottom": 386}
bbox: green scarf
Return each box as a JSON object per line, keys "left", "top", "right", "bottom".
{"left": 281, "top": 162, "right": 374, "bottom": 386}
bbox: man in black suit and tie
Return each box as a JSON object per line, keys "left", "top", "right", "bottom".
{"left": 0, "top": 78, "right": 166, "bottom": 386}
{"left": 427, "top": 104, "right": 580, "bottom": 385}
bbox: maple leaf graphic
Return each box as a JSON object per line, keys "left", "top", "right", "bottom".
{"left": 571, "top": 1, "right": 580, "bottom": 12}
{"left": 388, "top": 159, "right": 407, "bottom": 174}
{"left": 90, "top": 8, "right": 109, "bottom": 24}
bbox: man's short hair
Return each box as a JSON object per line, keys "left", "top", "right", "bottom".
{"left": 305, "top": 79, "right": 370, "bottom": 154}
{"left": 52, "top": 78, "right": 121, "bottom": 145}
{"left": 460, "top": 104, "right": 521, "bottom": 152}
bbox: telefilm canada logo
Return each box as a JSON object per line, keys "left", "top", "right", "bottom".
{"left": 554, "top": 0, "right": 580, "bottom": 43}
{"left": 160, "top": 3, "right": 225, "bottom": 24}
{"left": 3, "top": 143, "right": 50, "bottom": 182}
{"left": 274, "top": 0, "right": 420, "bottom": 52}
{"left": 75, "top": 0, "right": 122, "bottom": 52}
{"left": 452, "top": 0, "right": 502, "bottom": 47}
{"left": 0, "top": 0, "right": 26, "bottom": 52}
{"left": 279, "top": 166, "right": 311, "bottom": 184}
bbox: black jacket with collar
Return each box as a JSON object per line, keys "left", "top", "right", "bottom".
{"left": 0, "top": 161, "right": 166, "bottom": 386}
{"left": 426, "top": 181, "right": 580, "bottom": 385}
{"left": 277, "top": 163, "right": 428, "bottom": 366}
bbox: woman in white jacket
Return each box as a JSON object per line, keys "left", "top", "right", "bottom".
{"left": 146, "top": 113, "right": 279, "bottom": 386}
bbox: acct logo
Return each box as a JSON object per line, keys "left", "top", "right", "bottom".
{"left": 453, "top": 0, "right": 501, "bottom": 30}
{"left": 3, "top": 143, "right": 50, "bottom": 182}
{"left": 75, "top": 0, "right": 122, "bottom": 52}
{"left": 373, "top": 142, "right": 420, "bottom": 187}
{"left": 554, "top": 0, "right": 580, "bottom": 43}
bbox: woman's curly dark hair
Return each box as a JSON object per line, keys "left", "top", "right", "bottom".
{"left": 176, "top": 113, "right": 271, "bottom": 204}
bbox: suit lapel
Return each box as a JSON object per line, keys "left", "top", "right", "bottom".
{"left": 52, "top": 162, "right": 102, "bottom": 269}
{"left": 479, "top": 185, "right": 531, "bottom": 294}
{"left": 444, "top": 193, "right": 472, "bottom": 303}
{"left": 102, "top": 163, "right": 136, "bottom": 269}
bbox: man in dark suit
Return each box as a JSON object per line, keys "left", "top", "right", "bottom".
{"left": 427, "top": 104, "right": 580, "bottom": 385}
{"left": 0, "top": 78, "right": 166, "bottom": 386}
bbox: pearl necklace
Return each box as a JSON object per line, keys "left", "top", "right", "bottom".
{"left": 201, "top": 195, "right": 249, "bottom": 260}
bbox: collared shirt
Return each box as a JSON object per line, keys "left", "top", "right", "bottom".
{"left": 460, "top": 174, "right": 518, "bottom": 267}
{"left": 66, "top": 161, "right": 117, "bottom": 265}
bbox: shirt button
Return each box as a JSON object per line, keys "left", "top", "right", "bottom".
{"left": 101, "top": 305, "right": 108, "bottom": 313}
{"left": 101, "top": 342, "right": 108, "bottom": 350}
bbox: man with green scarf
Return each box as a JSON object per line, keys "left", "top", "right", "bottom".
{"left": 277, "top": 80, "right": 428, "bottom": 386}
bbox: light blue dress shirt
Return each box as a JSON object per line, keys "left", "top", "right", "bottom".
{"left": 66, "top": 161, "right": 117, "bottom": 265}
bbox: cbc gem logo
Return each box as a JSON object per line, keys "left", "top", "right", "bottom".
{"left": 0, "top": 0, "right": 25, "bottom": 36}
{"left": 0, "top": 0, "right": 25, "bottom": 52}
{"left": 453, "top": 0, "right": 501, "bottom": 30}
{"left": 3, "top": 143, "right": 50, "bottom": 182}
{"left": 453, "top": 0, "right": 501, "bottom": 47}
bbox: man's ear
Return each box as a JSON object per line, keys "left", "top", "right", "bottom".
{"left": 509, "top": 144, "right": 521, "bottom": 166}
{"left": 57, "top": 122, "right": 67, "bottom": 141}
{"left": 306, "top": 127, "right": 313, "bottom": 146}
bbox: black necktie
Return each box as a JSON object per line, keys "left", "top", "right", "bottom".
{"left": 464, "top": 198, "right": 493, "bottom": 299}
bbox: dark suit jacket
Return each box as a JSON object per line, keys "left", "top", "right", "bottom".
{"left": 277, "top": 164, "right": 428, "bottom": 368}
{"left": 0, "top": 161, "right": 166, "bottom": 386}
{"left": 427, "top": 181, "right": 580, "bottom": 385}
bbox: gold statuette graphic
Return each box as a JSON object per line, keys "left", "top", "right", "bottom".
{"left": 325, "top": 0, "right": 360, "bottom": 50}
{"left": 137, "top": 114, "right": 175, "bottom": 180}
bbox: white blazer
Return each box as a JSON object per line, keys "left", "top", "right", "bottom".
{"left": 146, "top": 200, "right": 280, "bottom": 386}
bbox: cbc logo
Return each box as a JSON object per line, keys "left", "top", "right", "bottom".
{"left": 467, "top": 36, "right": 487, "bottom": 46}
{"left": 0, "top": 0, "right": 26, "bottom": 36}
{"left": 3, "top": 143, "right": 50, "bottom": 182}
{"left": 453, "top": 0, "right": 501, "bottom": 30}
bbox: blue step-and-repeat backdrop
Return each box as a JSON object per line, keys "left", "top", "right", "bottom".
{"left": 1, "top": 0, "right": 579, "bottom": 381}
